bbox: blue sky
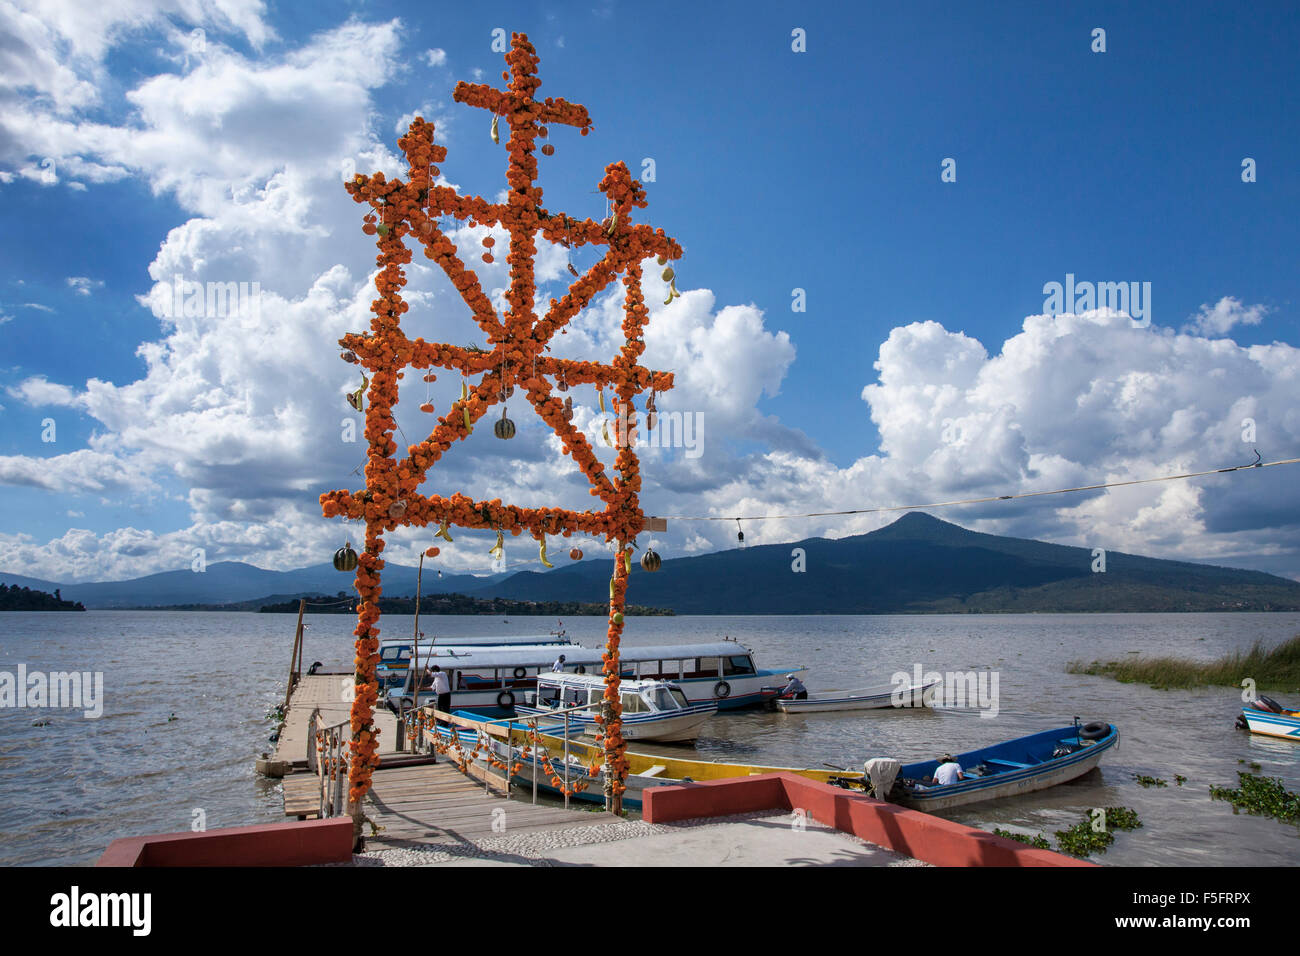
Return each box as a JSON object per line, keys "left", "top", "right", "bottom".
{"left": 1, "top": 0, "right": 1298, "bottom": 583}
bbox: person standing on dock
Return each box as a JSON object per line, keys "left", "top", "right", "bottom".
{"left": 430, "top": 665, "right": 451, "bottom": 723}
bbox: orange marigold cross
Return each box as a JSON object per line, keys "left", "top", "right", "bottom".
{"left": 320, "top": 32, "right": 680, "bottom": 826}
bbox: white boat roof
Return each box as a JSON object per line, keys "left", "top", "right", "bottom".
{"left": 537, "top": 673, "right": 675, "bottom": 691}
{"left": 412, "top": 641, "right": 752, "bottom": 669}
{"left": 379, "top": 634, "right": 576, "bottom": 649}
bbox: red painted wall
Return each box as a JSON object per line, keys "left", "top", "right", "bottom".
{"left": 642, "top": 773, "right": 1093, "bottom": 868}
{"left": 97, "top": 818, "right": 354, "bottom": 867}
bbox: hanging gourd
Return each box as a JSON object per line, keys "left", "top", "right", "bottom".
{"left": 569, "top": 548, "right": 583, "bottom": 561}
{"left": 334, "top": 541, "right": 358, "bottom": 572}
{"left": 495, "top": 406, "right": 516, "bottom": 439}
{"left": 389, "top": 499, "right": 407, "bottom": 519}
{"left": 425, "top": 546, "right": 440, "bottom": 558}
{"left": 419, "top": 402, "right": 435, "bottom": 414}
{"left": 345, "top": 373, "right": 368, "bottom": 411}
{"left": 640, "top": 549, "right": 662, "bottom": 572}
{"left": 562, "top": 396, "right": 574, "bottom": 422}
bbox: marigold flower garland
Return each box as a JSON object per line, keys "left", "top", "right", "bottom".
{"left": 320, "top": 32, "right": 678, "bottom": 825}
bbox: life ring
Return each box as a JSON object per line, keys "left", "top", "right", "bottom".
{"left": 1078, "top": 721, "right": 1110, "bottom": 740}
{"left": 497, "top": 690, "right": 516, "bottom": 709}
{"left": 513, "top": 667, "right": 527, "bottom": 679}
{"left": 575, "top": 665, "right": 586, "bottom": 674}
{"left": 713, "top": 680, "right": 732, "bottom": 700}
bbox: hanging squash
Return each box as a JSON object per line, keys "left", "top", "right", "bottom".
{"left": 569, "top": 548, "right": 583, "bottom": 561}
{"left": 495, "top": 407, "right": 516, "bottom": 439}
{"left": 334, "top": 542, "right": 358, "bottom": 572}
{"left": 640, "top": 549, "right": 662, "bottom": 572}
{"left": 389, "top": 499, "right": 407, "bottom": 519}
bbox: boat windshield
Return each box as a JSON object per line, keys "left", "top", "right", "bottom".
{"left": 653, "top": 687, "right": 684, "bottom": 711}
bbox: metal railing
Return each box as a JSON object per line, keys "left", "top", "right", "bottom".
{"left": 410, "top": 699, "right": 594, "bottom": 808}
{"left": 307, "top": 707, "right": 351, "bottom": 818}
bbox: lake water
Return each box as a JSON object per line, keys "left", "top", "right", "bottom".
{"left": 1, "top": 610, "right": 1298, "bottom": 866}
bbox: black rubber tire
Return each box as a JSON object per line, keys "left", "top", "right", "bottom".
{"left": 714, "top": 680, "right": 732, "bottom": 700}
{"left": 399, "top": 697, "right": 413, "bottom": 710}
{"left": 1078, "top": 721, "right": 1110, "bottom": 740}
{"left": 575, "top": 665, "right": 586, "bottom": 675}
{"left": 308, "top": 661, "right": 322, "bottom": 675}
{"left": 513, "top": 667, "right": 527, "bottom": 679}
{"left": 497, "top": 691, "right": 516, "bottom": 709}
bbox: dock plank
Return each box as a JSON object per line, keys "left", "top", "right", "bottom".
{"left": 275, "top": 676, "right": 613, "bottom": 850}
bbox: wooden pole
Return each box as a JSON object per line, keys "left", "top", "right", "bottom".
{"left": 412, "top": 552, "right": 424, "bottom": 748}
{"left": 284, "top": 597, "right": 306, "bottom": 711}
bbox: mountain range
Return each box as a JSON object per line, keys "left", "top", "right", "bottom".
{"left": 3, "top": 513, "right": 1298, "bottom": 613}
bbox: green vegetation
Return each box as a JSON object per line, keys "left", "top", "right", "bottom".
{"left": 255, "top": 591, "right": 675, "bottom": 616}
{"left": 1210, "top": 772, "right": 1300, "bottom": 824}
{"left": 1054, "top": 806, "right": 1142, "bottom": 858}
{"left": 0, "top": 583, "right": 85, "bottom": 611}
{"left": 1134, "top": 774, "right": 1168, "bottom": 788}
{"left": 992, "top": 828, "right": 1051, "bottom": 849}
{"left": 1067, "top": 634, "right": 1300, "bottom": 691}
{"left": 1100, "top": 806, "right": 1142, "bottom": 831}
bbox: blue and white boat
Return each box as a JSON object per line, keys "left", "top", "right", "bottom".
{"left": 516, "top": 673, "right": 717, "bottom": 742}
{"left": 1238, "top": 697, "right": 1300, "bottom": 740}
{"left": 887, "top": 721, "right": 1119, "bottom": 812}
{"left": 388, "top": 640, "right": 803, "bottom": 713}
{"left": 376, "top": 632, "right": 578, "bottom": 690}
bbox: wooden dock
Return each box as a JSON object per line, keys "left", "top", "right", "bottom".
{"left": 272, "top": 672, "right": 404, "bottom": 769}
{"left": 272, "top": 671, "right": 614, "bottom": 851}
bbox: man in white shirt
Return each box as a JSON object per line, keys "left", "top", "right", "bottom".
{"left": 551, "top": 654, "right": 566, "bottom": 672}
{"left": 932, "top": 754, "right": 964, "bottom": 786}
{"left": 430, "top": 665, "right": 451, "bottom": 717}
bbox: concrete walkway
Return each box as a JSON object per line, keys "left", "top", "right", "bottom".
{"left": 342, "top": 811, "right": 928, "bottom": 867}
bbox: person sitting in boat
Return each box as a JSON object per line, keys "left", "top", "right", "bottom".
{"left": 780, "top": 674, "right": 808, "bottom": 700}
{"left": 930, "top": 754, "right": 965, "bottom": 786}
{"left": 551, "top": 654, "right": 567, "bottom": 672}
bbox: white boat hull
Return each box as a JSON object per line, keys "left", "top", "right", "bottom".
{"left": 776, "top": 680, "right": 939, "bottom": 714}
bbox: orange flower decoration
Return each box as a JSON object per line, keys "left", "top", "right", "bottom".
{"left": 320, "top": 32, "right": 679, "bottom": 816}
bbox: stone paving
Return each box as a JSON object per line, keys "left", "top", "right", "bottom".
{"left": 336, "top": 810, "right": 928, "bottom": 867}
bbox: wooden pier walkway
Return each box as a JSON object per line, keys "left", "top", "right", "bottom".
{"left": 272, "top": 672, "right": 614, "bottom": 851}
{"left": 272, "top": 672, "right": 403, "bottom": 769}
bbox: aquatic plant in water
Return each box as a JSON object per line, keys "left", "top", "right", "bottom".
{"left": 1054, "top": 806, "right": 1142, "bottom": 858}
{"left": 1209, "top": 772, "right": 1300, "bottom": 824}
{"left": 992, "top": 828, "right": 1050, "bottom": 849}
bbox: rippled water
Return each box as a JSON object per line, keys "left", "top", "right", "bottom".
{"left": 1, "top": 610, "right": 1298, "bottom": 866}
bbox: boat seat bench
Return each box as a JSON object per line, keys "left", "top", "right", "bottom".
{"left": 983, "top": 758, "right": 1033, "bottom": 770}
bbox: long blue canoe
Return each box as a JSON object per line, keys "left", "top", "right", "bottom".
{"left": 889, "top": 722, "right": 1119, "bottom": 811}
